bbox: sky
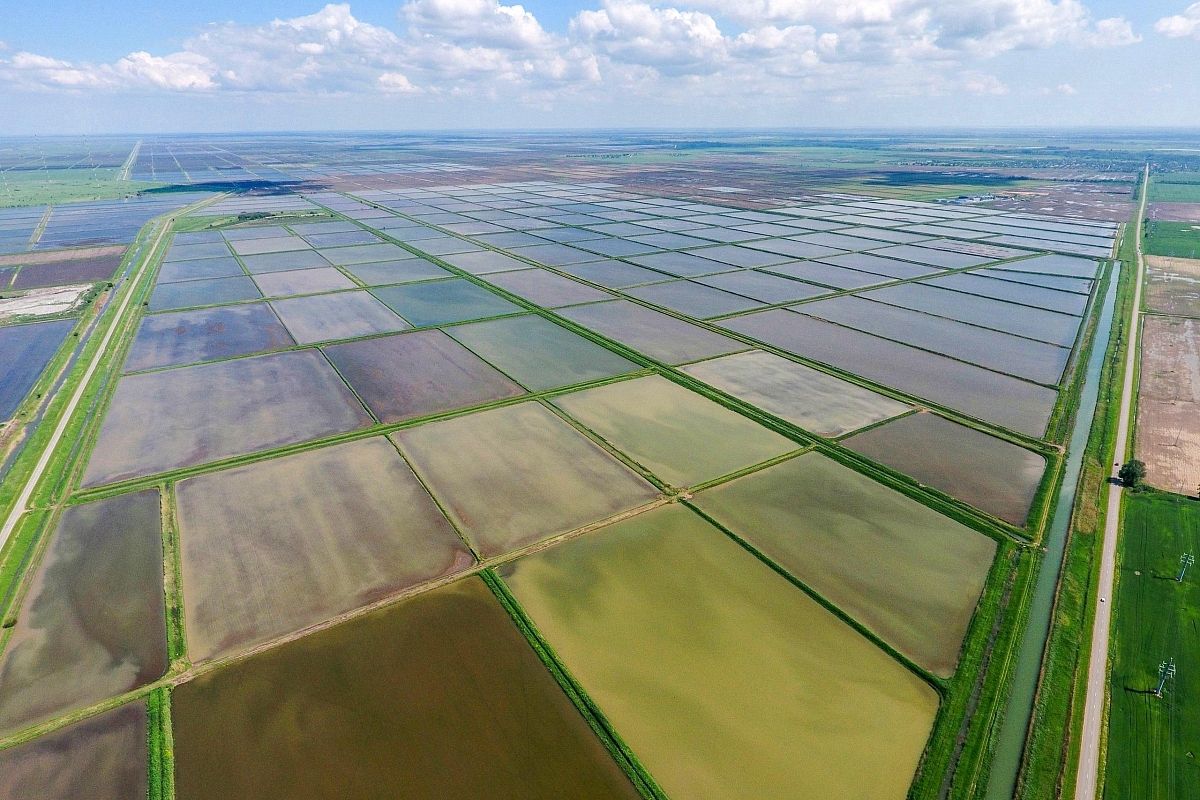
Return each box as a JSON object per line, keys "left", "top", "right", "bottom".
{"left": 1, "top": 0, "right": 1198, "bottom": 134}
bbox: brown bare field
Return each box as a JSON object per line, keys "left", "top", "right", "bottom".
{"left": 1135, "top": 315, "right": 1200, "bottom": 494}
{"left": 1148, "top": 202, "right": 1200, "bottom": 222}
{"left": 0, "top": 244, "right": 125, "bottom": 268}
{"left": 1145, "top": 256, "right": 1200, "bottom": 317}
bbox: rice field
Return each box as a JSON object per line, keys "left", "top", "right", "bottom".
{"left": 0, "top": 492, "right": 165, "bottom": 734}
{"left": 171, "top": 577, "right": 643, "bottom": 800}
{"left": 500, "top": 504, "right": 940, "bottom": 798}
{"left": 691, "top": 453, "right": 997, "bottom": 676}
{"left": 0, "top": 165, "right": 1116, "bottom": 800}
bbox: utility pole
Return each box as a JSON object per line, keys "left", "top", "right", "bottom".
{"left": 1155, "top": 659, "right": 1176, "bottom": 698}
{"left": 1179, "top": 553, "right": 1195, "bottom": 583}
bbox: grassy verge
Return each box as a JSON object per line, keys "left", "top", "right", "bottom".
{"left": 147, "top": 687, "right": 175, "bottom": 800}
{"left": 0, "top": 510, "right": 48, "bottom": 629}
{"left": 1104, "top": 490, "right": 1200, "bottom": 798}
{"left": 160, "top": 484, "right": 188, "bottom": 669}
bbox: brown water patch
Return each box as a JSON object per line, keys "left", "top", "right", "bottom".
{"left": 172, "top": 577, "right": 641, "bottom": 800}
{"left": 844, "top": 411, "right": 1046, "bottom": 526}
{"left": 0, "top": 702, "right": 147, "bottom": 800}
{"left": 0, "top": 492, "right": 165, "bottom": 735}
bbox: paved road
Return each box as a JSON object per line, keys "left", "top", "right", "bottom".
{"left": 1074, "top": 163, "right": 1148, "bottom": 800}
{"left": 0, "top": 214, "right": 174, "bottom": 553}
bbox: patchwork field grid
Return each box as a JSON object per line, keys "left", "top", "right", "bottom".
{"left": 0, "top": 133, "right": 1139, "bottom": 800}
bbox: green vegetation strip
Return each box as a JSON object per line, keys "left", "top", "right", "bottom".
{"left": 147, "top": 687, "right": 175, "bottom": 800}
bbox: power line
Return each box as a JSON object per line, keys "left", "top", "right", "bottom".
{"left": 1155, "top": 658, "right": 1176, "bottom": 698}
{"left": 1178, "top": 553, "right": 1195, "bottom": 583}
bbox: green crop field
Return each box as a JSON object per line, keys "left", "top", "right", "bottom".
{"left": 0, "top": 169, "right": 162, "bottom": 209}
{"left": 1104, "top": 491, "right": 1200, "bottom": 799}
{"left": 1143, "top": 220, "right": 1200, "bottom": 258}
{"left": 1149, "top": 172, "right": 1200, "bottom": 203}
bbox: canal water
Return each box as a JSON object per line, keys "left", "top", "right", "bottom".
{"left": 985, "top": 262, "right": 1121, "bottom": 799}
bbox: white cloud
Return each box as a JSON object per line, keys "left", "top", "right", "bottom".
{"left": 680, "top": 0, "right": 1138, "bottom": 56}
{"left": 962, "top": 71, "right": 1009, "bottom": 95}
{"left": 0, "top": 0, "right": 1142, "bottom": 107}
{"left": 1156, "top": 3, "right": 1200, "bottom": 39}
{"left": 113, "top": 52, "right": 216, "bottom": 91}
{"left": 378, "top": 71, "right": 420, "bottom": 92}
{"left": 402, "top": 0, "right": 553, "bottom": 50}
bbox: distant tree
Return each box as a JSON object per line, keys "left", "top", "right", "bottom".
{"left": 1118, "top": 459, "right": 1147, "bottom": 488}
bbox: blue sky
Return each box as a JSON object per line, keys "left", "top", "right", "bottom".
{"left": 1, "top": 1, "right": 1198, "bottom": 134}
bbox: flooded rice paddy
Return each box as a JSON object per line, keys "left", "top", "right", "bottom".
{"left": 342, "top": 257, "right": 450, "bottom": 286}
{"left": 270, "top": 290, "right": 410, "bottom": 344}
{"left": 123, "top": 303, "right": 294, "bottom": 372}
{"left": 681, "top": 349, "right": 910, "bottom": 436}
{"left": 692, "top": 453, "right": 997, "bottom": 676}
{"left": 0, "top": 492, "right": 165, "bottom": 735}
{"left": 372, "top": 278, "right": 522, "bottom": 326}
{"left": 552, "top": 375, "right": 797, "bottom": 487}
{"left": 501, "top": 503, "right": 939, "bottom": 798}
{"left": 175, "top": 438, "right": 472, "bottom": 661}
{"left": 0, "top": 319, "right": 74, "bottom": 419}
{"left": 252, "top": 266, "right": 355, "bottom": 297}
{"left": 393, "top": 402, "right": 658, "bottom": 557}
{"left": 484, "top": 268, "right": 614, "bottom": 307}
{"left": 147, "top": 275, "right": 261, "bottom": 312}
{"left": 862, "top": 282, "right": 1083, "bottom": 347}
{"left": 844, "top": 412, "right": 1047, "bottom": 526}
{"left": 722, "top": 309, "right": 1058, "bottom": 437}
{"left": 796, "top": 295, "right": 1071, "bottom": 385}
{"left": 0, "top": 702, "right": 147, "bottom": 800}
{"left": 558, "top": 300, "right": 749, "bottom": 364}
{"left": 324, "top": 330, "right": 524, "bottom": 423}
{"left": 82, "top": 350, "right": 372, "bottom": 486}
{"left": 445, "top": 314, "right": 638, "bottom": 391}
{"left": 172, "top": 577, "right": 642, "bottom": 800}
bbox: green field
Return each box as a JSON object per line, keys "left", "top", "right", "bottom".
{"left": 1104, "top": 491, "right": 1200, "bottom": 798}
{"left": 1149, "top": 172, "right": 1200, "bottom": 203}
{"left": 0, "top": 169, "right": 162, "bottom": 209}
{"left": 1143, "top": 220, "right": 1200, "bottom": 258}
